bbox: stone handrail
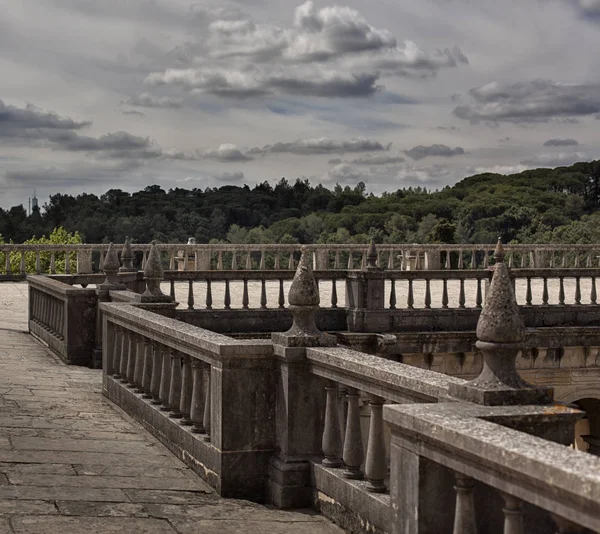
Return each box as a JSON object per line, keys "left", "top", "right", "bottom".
{"left": 384, "top": 402, "right": 600, "bottom": 533}
{"left": 27, "top": 275, "right": 97, "bottom": 365}
{"left": 100, "top": 302, "right": 275, "bottom": 500}
{"left": 4, "top": 242, "right": 600, "bottom": 277}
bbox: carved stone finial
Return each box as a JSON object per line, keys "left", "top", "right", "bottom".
{"left": 119, "top": 236, "right": 136, "bottom": 272}
{"left": 99, "top": 243, "right": 125, "bottom": 290}
{"left": 366, "top": 238, "right": 378, "bottom": 270}
{"left": 142, "top": 241, "right": 165, "bottom": 298}
{"left": 448, "top": 251, "right": 552, "bottom": 405}
{"left": 288, "top": 247, "right": 320, "bottom": 307}
{"left": 494, "top": 237, "right": 506, "bottom": 264}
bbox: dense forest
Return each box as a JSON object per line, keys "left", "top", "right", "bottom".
{"left": 2, "top": 161, "right": 600, "bottom": 246}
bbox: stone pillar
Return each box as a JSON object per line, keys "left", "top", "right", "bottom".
{"left": 76, "top": 249, "right": 93, "bottom": 274}
{"left": 269, "top": 247, "right": 335, "bottom": 508}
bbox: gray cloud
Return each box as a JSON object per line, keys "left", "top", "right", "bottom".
{"left": 122, "top": 110, "right": 145, "bottom": 116}
{"left": 143, "top": 1, "right": 467, "bottom": 99}
{"left": 543, "top": 138, "right": 579, "bottom": 147}
{"left": 405, "top": 144, "right": 465, "bottom": 160}
{"left": 252, "top": 136, "right": 391, "bottom": 155}
{"left": 201, "top": 144, "right": 254, "bottom": 162}
{"left": 520, "top": 152, "right": 587, "bottom": 167}
{"left": 349, "top": 154, "right": 405, "bottom": 165}
{"left": 322, "top": 161, "right": 450, "bottom": 186}
{"left": 124, "top": 93, "right": 184, "bottom": 108}
{"left": 213, "top": 170, "right": 245, "bottom": 182}
{"left": 453, "top": 79, "right": 600, "bottom": 123}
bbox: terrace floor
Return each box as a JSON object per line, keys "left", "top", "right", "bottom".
{"left": 0, "top": 285, "right": 343, "bottom": 534}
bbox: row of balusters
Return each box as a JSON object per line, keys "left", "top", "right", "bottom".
{"left": 1, "top": 250, "right": 75, "bottom": 275}
{"left": 108, "top": 326, "right": 212, "bottom": 439}
{"left": 321, "top": 384, "right": 389, "bottom": 493}
{"left": 30, "top": 290, "right": 65, "bottom": 339}
{"left": 169, "top": 278, "right": 340, "bottom": 310}
{"left": 522, "top": 275, "right": 597, "bottom": 305}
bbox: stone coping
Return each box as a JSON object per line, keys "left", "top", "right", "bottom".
{"left": 27, "top": 275, "right": 96, "bottom": 299}
{"left": 306, "top": 346, "right": 465, "bottom": 403}
{"left": 100, "top": 302, "right": 273, "bottom": 362}
{"left": 384, "top": 402, "right": 600, "bottom": 531}
{"left": 164, "top": 269, "right": 349, "bottom": 281}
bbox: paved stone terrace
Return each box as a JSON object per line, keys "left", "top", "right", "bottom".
{"left": 0, "top": 285, "right": 342, "bottom": 533}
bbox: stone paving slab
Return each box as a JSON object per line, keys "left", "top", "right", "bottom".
{"left": 0, "top": 323, "right": 343, "bottom": 533}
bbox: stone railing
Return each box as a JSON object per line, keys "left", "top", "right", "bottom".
{"left": 28, "top": 275, "right": 97, "bottom": 365}
{"left": 100, "top": 301, "right": 274, "bottom": 500}
{"left": 4, "top": 241, "right": 600, "bottom": 279}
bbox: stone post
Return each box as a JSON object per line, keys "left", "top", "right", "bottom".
{"left": 119, "top": 237, "right": 136, "bottom": 273}
{"left": 269, "top": 247, "right": 335, "bottom": 508}
{"left": 449, "top": 238, "right": 552, "bottom": 406}
{"left": 346, "top": 239, "right": 386, "bottom": 332}
{"left": 76, "top": 249, "right": 93, "bottom": 274}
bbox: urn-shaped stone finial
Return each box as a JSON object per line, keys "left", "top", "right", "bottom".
{"left": 448, "top": 238, "right": 552, "bottom": 405}
{"left": 142, "top": 241, "right": 165, "bottom": 298}
{"left": 366, "top": 238, "right": 378, "bottom": 270}
{"left": 99, "top": 242, "right": 126, "bottom": 290}
{"left": 288, "top": 247, "right": 320, "bottom": 307}
{"left": 119, "top": 236, "right": 136, "bottom": 272}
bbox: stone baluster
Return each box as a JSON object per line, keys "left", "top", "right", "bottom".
{"left": 3, "top": 249, "right": 10, "bottom": 275}
{"left": 587, "top": 252, "right": 593, "bottom": 267}
{"left": 526, "top": 277, "right": 532, "bottom": 305}
{"left": 259, "top": 251, "right": 266, "bottom": 270}
{"left": 106, "top": 324, "right": 120, "bottom": 376}
{"left": 260, "top": 279, "right": 267, "bottom": 309}
{"left": 574, "top": 253, "right": 580, "bottom": 268}
{"left": 217, "top": 251, "right": 223, "bottom": 270}
{"left": 591, "top": 277, "right": 597, "bottom": 304}
{"left": 519, "top": 252, "right": 525, "bottom": 268}
{"left": 278, "top": 279, "right": 285, "bottom": 308}
{"left": 245, "top": 251, "right": 252, "bottom": 270}
{"left": 407, "top": 279, "right": 414, "bottom": 309}
{"left": 559, "top": 277, "right": 566, "bottom": 305}
{"left": 183, "top": 250, "right": 188, "bottom": 271}
{"left": 331, "top": 278, "right": 338, "bottom": 308}
{"left": 458, "top": 249, "right": 464, "bottom": 269}
{"left": 231, "top": 252, "right": 238, "bottom": 270}
{"left": 169, "top": 280, "right": 175, "bottom": 300}
{"left": 133, "top": 335, "right": 144, "bottom": 391}
{"left": 274, "top": 252, "right": 280, "bottom": 270}
{"left": 387, "top": 251, "right": 394, "bottom": 270}
{"left": 483, "top": 251, "right": 489, "bottom": 268}
{"left": 342, "top": 388, "right": 364, "bottom": 480}
{"left": 507, "top": 252, "right": 513, "bottom": 268}
{"left": 445, "top": 250, "right": 451, "bottom": 269}
{"left": 365, "top": 395, "right": 387, "bottom": 493}
{"left": 141, "top": 339, "right": 153, "bottom": 398}
{"left": 50, "top": 252, "right": 56, "bottom": 274}
{"left": 35, "top": 251, "right": 41, "bottom": 274}
{"left": 190, "top": 360, "right": 205, "bottom": 433}
{"left": 99, "top": 251, "right": 106, "bottom": 271}
{"left": 442, "top": 279, "right": 449, "bottom": 309}
{"left": 19, "top": 251, "right": 25, "bottom": 275}
{"left": 459, "top": 279, "right": 466, "bottom": 308}
{"left": 118, "top": 329, "right": 129, "bottom": 380}
{"left": 550, "top": 251, "right": 555, "bottom": 268}
{"left": 322, "top": 383, "right": 343, "bottom": 467}
{"left": 141, "top": 250, "right": 148, "bottom": 270}
{"left": 425, "top": 279, "right": 432, "bottom": 309}
{"left": 543, "top": 277, "right": 549, "bottom": 305}
{"left": 179, "top": 356, "right": 193, "bottom": 425}
{"left": 168, "top": 351, "right": 183, "bottom": 418}
{"left": 288, "top": 251, "right": 295, "bottom": 270}
{"left": 335, "top": 251, "right": 341, "bottom": 269}
{"left": 242, "top": 278, "right": 250, "bottom": 310}
{"left": 389, "top": 279, "right": 397, "bottom": 309}
{"left": 65, "top": 251, "right": 71, "bottom": 274}
{"left": 150, "top": 343, "right": 162, "bottom": 404}
{"left": 169, "top": 251, "right": 175, "bottom": 270}
{"left": 361, "top": 251, "right": 367, "bottom": 269}
{"left": 159, "top": 347, "right": 172, "bottom": 411}
{"left": 126, "top": 332, "right": 138, "bottom": 386}
{"left": 347, "top": 251, "right": 354, "bottom": 269}
{"left": 203, "top": 367, "right": 211, "bottom": 441}
{"left": 501, "top": 494, "right": 524, "bottom": 534}
{"left": 224, "top": 279, "right": 231, "bottom": 309}
{"left": 529, "top": 250, "right": 535, "bottom": 268}
{"left": 205, "top": 280, "right": 213, "bottom": 309}
{"left": 187, "top": 280, "right": 194, "bottom": 310}
{"left": 575, "top": 277, "right": 582, "bottom": 304}
{"left": 470, "top": 249, "right": 476, "bottom": 269}
{"left": 452, "top": 473, "right": 477, "bottom": 534}
{"left": 562, "top": 253, "right": 567, "bottom": 268}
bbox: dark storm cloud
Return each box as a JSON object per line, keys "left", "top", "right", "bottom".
{"left": 405, "top": 144, "right": 465, "bottom": 160}
{"left": 543, "top": 138, "right": 579, "bottom": 147}
{"left": 453, "top": 79, "right": 600, "bottom": 123}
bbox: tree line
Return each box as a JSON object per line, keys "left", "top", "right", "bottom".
{"left": 2, "top": 161, "right": 600, "bottom": 246}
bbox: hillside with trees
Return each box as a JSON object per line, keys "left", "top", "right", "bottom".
{"left": 1, "top": 161, "right": 599, "bottom": 246}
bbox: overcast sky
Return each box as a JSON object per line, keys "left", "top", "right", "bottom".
{"left": 2, "top": 0, "right": 600, "bottom": 208}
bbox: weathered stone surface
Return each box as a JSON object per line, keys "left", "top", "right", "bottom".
{"left": 288, "top": 249, "right": 320, "bottom": 307}
{"left": 11, "top": 516, "right": 177, "bottom": 533}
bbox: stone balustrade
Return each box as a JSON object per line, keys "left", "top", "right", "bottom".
{"left": 4, "top": 242, "right": 600, "bottom": 280}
